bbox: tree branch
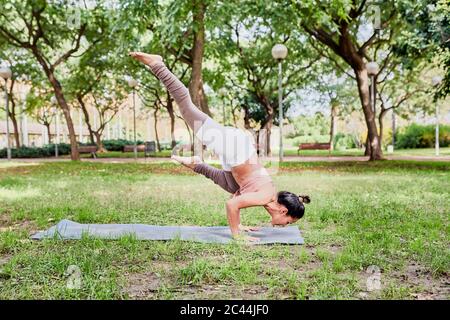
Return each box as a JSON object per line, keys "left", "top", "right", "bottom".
{"left": 301, "top": 23, "right": 341, "bottom": 55}
{"left": 350, "top": 0, "right": 367, "bottom": 19}
{"left": 51, "top": 24, "right": 87, "bottom": 70}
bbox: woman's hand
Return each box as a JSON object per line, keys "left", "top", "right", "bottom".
{"left": 238, "top": 224, "right": 261, "bottom": 232}
{"left": 232, "top": 233, "right": 260, "bottom": 243}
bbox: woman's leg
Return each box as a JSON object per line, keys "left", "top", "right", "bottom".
{"left": 143, "top": 57, "right": 232, "bottom": 163}
{"left": 129, "top": 53, "right": 252, "bottom": 170}
{"left": 193, "top": 163, "right": 240, "bottom": 194}
{"left": 147, "top": 61, "right": 208, "bottom": 133}
{"left": 171, "top": 156, "right": 240, "bottom": 194}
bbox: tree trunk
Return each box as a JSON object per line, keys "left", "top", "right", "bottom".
{"left": 378, "top": 109, "right": 388, "bottom": 149}
{"left": 10, "top": 113, "right": 20, "bottom": 148}
{"left": 45, "top": 123, "right": 52, "bottom": 144}
{"left": 189, "top": 0, "right": 212, "bottom": 117}
{"left": 329, "top": 103, "right": 337, "bottom": 151}
{"left": 153, "top": 109, "right": 161, "bottom": 152}
{"left": 33, "top": 50, "right": 79, "bottom": 160}
{"left": 243, "top": 106, "right": 252, "bottom": 130}
{"left": 78, "top": 96, "right": 96, "bottom": 145}
{"left": 94, "top": 131, "right": 106, "bottom": 153}
{"left": 354, "top": 68, "right": 383, "bottom": 160}
{"left": 166, "top": 92, "right": 177, "bottom": 148}
{"left": 7, "top": 81, "right": 20, "bottom": 148}
{"left": 364, "top": 133, "right": 371, "bottom": 156}
{"left": 261, "top": 100, "right": 275, "bottom": 156}
{"left": 262, "top": 115, "right": 274, "bottom": 157}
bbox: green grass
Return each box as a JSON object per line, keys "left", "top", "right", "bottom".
{"left": 0, "top": 160, "right": 449, "bottom": 299}
{"left": 390, "top": 147, "right": 450, "bottom": 156}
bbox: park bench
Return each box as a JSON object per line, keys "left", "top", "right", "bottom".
{"left": 123, "top": 144, "right": 146, "bottom": 152}
{"left": 78, "top": 145, "right": 98, "bottom": 158}
{"left": 123, "top": 142, "right": 158, "bottom": 158}
{"left": 297, "top": 143, "right": 331, "bottom": 155}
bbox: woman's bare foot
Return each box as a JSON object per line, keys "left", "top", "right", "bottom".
{"left": 171, "top": 155, "right": 202, "bottom": 169}
{"left": 129, "top": 52, "right": 163, "bottom": 67}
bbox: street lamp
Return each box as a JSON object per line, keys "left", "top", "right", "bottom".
{"left": 432, "top": 76, "right": 442, "bottom": 156}
{"left": 366, "top": 61, "right": 379, "bottom": 115}
{"left": 0, "top": 67, "right": 12, "bottom": 161}
{"left": 218, "top": 88, "right": 227, "bottom": 125}
{"left": 51, "top": 96, "right": 59, "bottom": 157}
{"left": 127, "top": 77, "right": 139, "bottom": 160}
{"left": 272, "top": 44, "right": 288, "bottom": 162}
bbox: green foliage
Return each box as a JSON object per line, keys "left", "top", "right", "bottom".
{"left": 99, "top": 139, "right": 144, "bottom": 152}
{"left": 0, "top": 144, "right": 71, "bottom": 158}
{"left": 395, "top": 124, "right": 450, "bottom": 149}
{"left": 333, "top": 133, "right": 358, "bottom": 150}
{"left": 287, "top": 114, "right": 330, "bottom": 138}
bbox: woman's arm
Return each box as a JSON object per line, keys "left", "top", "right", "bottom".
{"left": 226, "top": 191, "right": 273, "bottom": 239}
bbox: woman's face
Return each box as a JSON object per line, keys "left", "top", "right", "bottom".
{"left": 264, "top": 201, "right": 299, "bottom": 226}
{"left": 271, "top": 213, "right": 298, "bottom": 227}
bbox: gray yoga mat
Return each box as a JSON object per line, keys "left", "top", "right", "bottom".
{"left": 31, "top": 219, "right": 304, "bottom": 245}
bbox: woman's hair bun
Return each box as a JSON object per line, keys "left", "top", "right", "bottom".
{"left": 298, "top": 195, "right": 311, "bottom": 204}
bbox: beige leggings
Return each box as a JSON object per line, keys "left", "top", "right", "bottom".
{"left": 148, "top": 62, "right": 208, "bottom": 133}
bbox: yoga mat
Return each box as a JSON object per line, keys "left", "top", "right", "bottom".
{"left": 31, "top": 219, "right": 304, "bottom": 245}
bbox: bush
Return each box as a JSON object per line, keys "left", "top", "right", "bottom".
{"left": 0, "top": 139, "right": 178, "bottom": 158}
{"left": 395, "top": 124, "right": 450, "bottom": 149}
{"left": 158, "top": 141, "right": 177, "bottom": 150}
{"left": 0, "top": 143, "right": 71, "bottom": 158}
{"left": 291, "top": 135, "right": 330, "bottom": 146}
{"left": 333, "top": 133, "right": 358, "bottom": 150}
{"left": 102, "top": 139, "right": 144, "bottom": 151}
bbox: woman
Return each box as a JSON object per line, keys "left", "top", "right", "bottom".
{"left": 129, "top": 52, "right": 310, "bottom": 242}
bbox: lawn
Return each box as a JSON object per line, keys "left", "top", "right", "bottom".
{"left": 0, "top": 160, "right": 448, "bottom": 299}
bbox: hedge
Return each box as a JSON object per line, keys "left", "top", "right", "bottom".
{"left": 395, "top": 124, "right": 450, "bottom": 149}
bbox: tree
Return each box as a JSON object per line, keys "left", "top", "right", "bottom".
{"left": 133, "top": 36, "right": 191, "bottom": 150}
{"left": 0, "top": 1, "right": 110, "bottom": 160}
{"left": 392, "top": 0, "right": 449, "bottom": 99}
{"left": 25, "top": 85, "right": 55, "bottom": 144}
{"left": 158, "top": 0, "right": 215, "bottom": 116}
{"left": 0, "top": 46, "right": 40, "bottom": 148}
{"left": 208, "top": 2, "right": 320, "bottom": 155}
{"left": 66, "top": 41, "right": 128, "bottom": 152}
{"left": 376, "top": 63, "right": 429, "bottom": 146}
{"left": 289, "top": 0, "right": 437, "bottom": 160}
{"left": 313, "top": 74, "right": 359, "bottom": 151}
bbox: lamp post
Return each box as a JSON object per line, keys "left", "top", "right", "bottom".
{"left": 218, "top": 88, "right": 227, "bottom": 125}
{"left": 0, "top": 67, "right": 12, "bottom": 161}
{"left": 432, "top": 76, "right": 442, "bottom": 156}
{"left": 127, "top": 77, "right": 139, "bottom": 160}
{"left": 51, "top": 96, "right": 59, "bottom": 157}
{"left": 272, "top": 44, "right": 288, "bottom": 163}
{"left": 366, "top": 61, "right": 379, "bottom": 115}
